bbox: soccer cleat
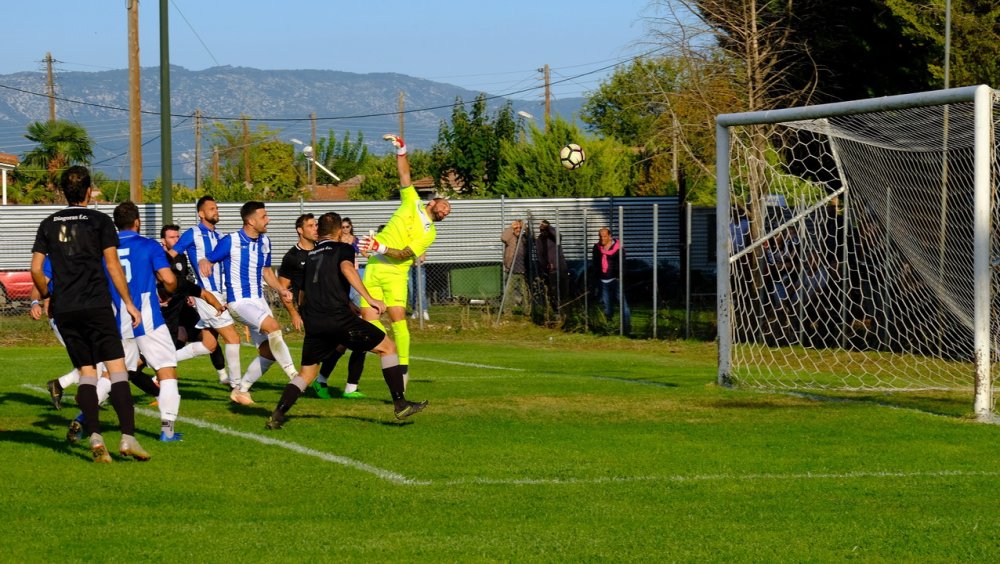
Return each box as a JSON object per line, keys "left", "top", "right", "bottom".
{"left": 46, "top": 379, "right": 64, "bottom": 410}
{"left": 310, "top": 381, "right": 331, "bottom": 399}
{"left": 230, "top": 388, "right": 254, "bottom": 405}
{"left": 264, "top": 412, "right": 285, "bottom": 430}
{"left": 119, "top": 435, "right": 151, "bottom": 461}
{"left": 393, "top": 399, "right": 428, "bottom": 420}
{"left": 89, "top": 433, "right": 112, "bottom": 463}
{"left": 159, "top": 432, "right": 184, "bottom": 442}
{"left": 67, "top": 419, "right": 83, "bottom": 444}
{"left": 341, "top": 390, "right": 367, "bottom": 399}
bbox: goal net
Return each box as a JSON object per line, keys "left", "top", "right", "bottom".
{"left": 715, "top": 86, "right": 999, "bottom": 418}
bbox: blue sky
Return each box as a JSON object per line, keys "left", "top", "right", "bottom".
{"left": 2, "top": 0, "right": 654, "bottom": 99}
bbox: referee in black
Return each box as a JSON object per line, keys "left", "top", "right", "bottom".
{"left": 264, "top": 211, "right": 427, "bottom": 430}
{"left": 30, "top": 166, "right": 150, "bottom": 463}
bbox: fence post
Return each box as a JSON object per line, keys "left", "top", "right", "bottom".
{"left": 653, "top": 203, "right": 658, "bottom": 339}
{"left": 583, "top": 213, "right": 589, "bottom": 331}
{"left": 618, "top": 207, "right": 624, "bottom": 336}
{"left": 685, "top": 201, "right": 691, "bottom": 339}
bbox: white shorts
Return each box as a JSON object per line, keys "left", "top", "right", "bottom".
{"left": 50, "top": 319, "right": 66, "bottom": 347}
{"left": 228, "top": 297, "right": 274, "bottom": 346}
{"left": 194, "top": 291, "right": 235, "bottom": 329}
{"left": 137, "top": 325, "right": 178, "bottom": 371}
{"left": 122, "top": 338, "right": 140, "bottom": 372}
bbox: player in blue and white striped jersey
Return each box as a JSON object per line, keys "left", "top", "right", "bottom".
{"left": 109, "top": 202, "right": 184, "bottom": 442}
{"left": 171, "top": 196, "right": 244, "bottom": 389}
{"left": 200, "top": 201, "right": 298, "bottom": 405}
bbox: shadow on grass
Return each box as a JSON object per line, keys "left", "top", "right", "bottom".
{"left": 336, "top": 414, "right": 415, "bottom": 427}
{"left": 0, "top": 428, "right": 94, "bottom": 462}
{"left": 0, "top": 390, "right": 53, "bottom": 409}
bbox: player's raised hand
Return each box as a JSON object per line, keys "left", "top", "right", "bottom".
{"left": 360, "top": 235, "right": 388, "bottom": 255}
{"left": 383, "top": 134, "right": 407, "bottom": 155}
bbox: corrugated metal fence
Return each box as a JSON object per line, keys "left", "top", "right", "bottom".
{"left": 0, "top": 197, "right": 718, "bottom": 338}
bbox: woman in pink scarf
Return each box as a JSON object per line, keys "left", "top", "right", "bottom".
{"left": 592, "top": 227, "right": 631, "bottom": 333}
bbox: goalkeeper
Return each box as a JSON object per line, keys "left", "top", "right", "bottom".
{"left": 359, "top": 134, "right": 451, "bottom": 386}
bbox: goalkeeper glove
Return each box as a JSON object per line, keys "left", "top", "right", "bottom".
{"left": 360, "top": 235, "right": 388, "bottom": 255}
{"left": 383, "top": 134, "right": 407, "bottom": 156}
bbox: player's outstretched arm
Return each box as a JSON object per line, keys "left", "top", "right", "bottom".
{"left": 383, "top": 134, "right": 411, "bottom": 188}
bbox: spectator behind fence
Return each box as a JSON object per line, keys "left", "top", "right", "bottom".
{"left": 536, "top": 219, "right": 568, "bottom": 311}
{"left": 501, "top": 220, "right": 530, "bottom": 308}
{"left": 592, "top": 227, "right": 631, "bottom": 333}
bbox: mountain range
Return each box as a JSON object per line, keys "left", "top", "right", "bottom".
{"left": 0, "top": 66, "right": 586, "bottom": 185}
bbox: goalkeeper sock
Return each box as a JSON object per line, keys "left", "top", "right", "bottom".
{"left": 391, "top": 320, "right": 410, "bottom": 366}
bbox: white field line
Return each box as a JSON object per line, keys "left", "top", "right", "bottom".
{"left": 440, "top": 469, "right": 1000, "bottom": 486}
{"left": 20, "top": 384, "right": 999, "bottom": 488}
{"left": 21, "top": 383, "right": 428, "bottom": 486}
{"left": 410, "top": 356, "right": 525, "bottom": 372}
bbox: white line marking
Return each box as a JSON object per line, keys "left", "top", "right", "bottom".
{"left": 410, "top": 356, "right": 525, "bottom": 372}
{"left": 22, "top": 385, "right": 999, "bottom": 488}
{"left": 441, "top": 469, "right": 1000, "bottom": 486}
{"left": 21, "top": 384, "right": 427, "bottom": 485}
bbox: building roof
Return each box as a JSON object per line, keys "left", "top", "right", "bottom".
{"left": 0, "top": 152, "right": 18, "bottom": 167}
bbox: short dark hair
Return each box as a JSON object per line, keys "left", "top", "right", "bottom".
{"left": 341, "top": 216, "right": 353, "bottom": 226}
{"left": 240, "top": 201, "right": 265, "bottom": 223}
{"left": 317, "top": 212, "right": 343, "bottom": 238}
{"left": 113, "top": 201, "right": 140, "bottom": 230}
{"left": 196, "top": 195, "right": 215, "bottom": 212}
{"left": 160, "top": 224, "right": 180, "bottom": 239}
{"left": 60, "top": 165, "right": 91, "bottom": 205}
{"left": 295, "top": 213, "right": 315, "bottom": 229}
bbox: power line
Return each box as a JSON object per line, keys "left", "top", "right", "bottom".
{"left": 0, "top": 46, "right": 666, "bottom": 123}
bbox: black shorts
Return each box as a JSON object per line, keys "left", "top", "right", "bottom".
{"left": 54, "top": 306, "right": 125, "bottom": 369}
{"left": 301, "top": 315, "right": 385, "bottom": 366}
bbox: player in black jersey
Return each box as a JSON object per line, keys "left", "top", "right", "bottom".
{"left": 30, "top": 165, "right": 149, "bottom": 462}
{"left": 264, "top": 211, "right": 427, "bottom": 429}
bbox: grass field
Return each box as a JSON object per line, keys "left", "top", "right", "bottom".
{"left": 3, "top": 313, "right": 1000, "bottom": 562}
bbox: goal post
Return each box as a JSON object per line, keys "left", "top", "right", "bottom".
{"left": 715, "top": 85, "right": 997, "bottom": 420}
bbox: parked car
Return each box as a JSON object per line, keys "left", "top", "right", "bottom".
{"left": 0, "top": 270, "right": 34, "bottom": 308}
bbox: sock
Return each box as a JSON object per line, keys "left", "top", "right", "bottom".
{"left": 128, "top": 370, "right": 160, "bottom": 397}
{"left": 347, "top": 349, "right": 366, "bottom": 386}
{"left": 241, "top": 356, "right": 275, "bottom": 391}
{"left": 209, "top": 345, "right": 225, "bottom": 370}
{"left": 57, "top": 369, "right": 80, "bottom": 389}
{"left": 267, "top": 331, "right": 298, "bottom": 379}
{"left": 224, "top": 343, "right": 242, "bottom": 386}
{"left": 319, "top": 347, "right": 346, "bottom": 381}
{"left": 96, "top": 377, "right": 112, "bottom": 405}
{"left": 217, "top": 369, "right": 228, "bottom": 382}
{"left": 76, "top": 376, "right": 101, "bottom": 436}
{"left": 107, "top": 373, "right": 136, "bottom": 436}
{"left": 157, "top": 378, "right": 180, "bottom": 437}
{"left": 176, "top": 341, "right": 211, "bottom": 362}
{"left": 380, "top": 353, "right": 406, "bottom": 401}
{"left": 274, "top": 381, "right": 305, "bottom": 417}
{"left": 391, "top": 320, "right": 410, "bottom": 366}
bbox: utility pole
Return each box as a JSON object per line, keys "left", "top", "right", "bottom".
{"left": 194, "top": 108, "right": 201, "bottom": 191}
{"left": 540, "top": 64, "right": 551, "bottom": 132}
{"left": 127, "top": 1, "right": 142, "bottom": 203}
{"left": 242, "top": 115, "right": 251, "bottom": 185}
{"left": 310, "top": 112, "right": 316, "bottom": 187}
{"left": 159, "top": 0, "right": 172, "bottom": 222}
{"left": 398, "top": 90, "right": 405, "bottom": 140}
{"left": 212, "top": 146, "right": 220, "bottom": 184}
{"left": 44, "top": 52, "right": 56, "bottom": 122}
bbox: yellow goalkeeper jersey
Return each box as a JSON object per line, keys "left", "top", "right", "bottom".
{"left": 370, "top": 185, "right": 436, "bottom": 273}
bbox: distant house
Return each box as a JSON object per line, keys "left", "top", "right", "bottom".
{"left": 0, "top": 152, "right": 18, "bottom": 205}
{"left": 307, "top": 173, "right": 458, "bottom": 202}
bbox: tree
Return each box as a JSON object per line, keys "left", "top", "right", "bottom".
{"left": 494, "top": 117, "right": 632, "bottom": 198}
{"left": 433, "top": 94, "right": 520, "bottom": 196}
{"left": 885, "top": 0, "right": 1000, "bottom": 89}
{"left": 208, "top": 119, "right": 302, "bottom": 201}
{"left": 352, "top": 150, "right": 436, "bottom": 201}
{"left": 19, "top": 119, "right": 94, "bottom": 201}
{"left": 311, "top": 129, "right": 369, "bottom": 183}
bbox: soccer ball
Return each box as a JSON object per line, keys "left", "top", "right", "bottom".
{"left": 559, "top": 143, "right": 585, "bottom": 169}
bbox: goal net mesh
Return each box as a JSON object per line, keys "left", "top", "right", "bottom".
{"left": 724, "top": 93, "right": 1000, "bottom": 393}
